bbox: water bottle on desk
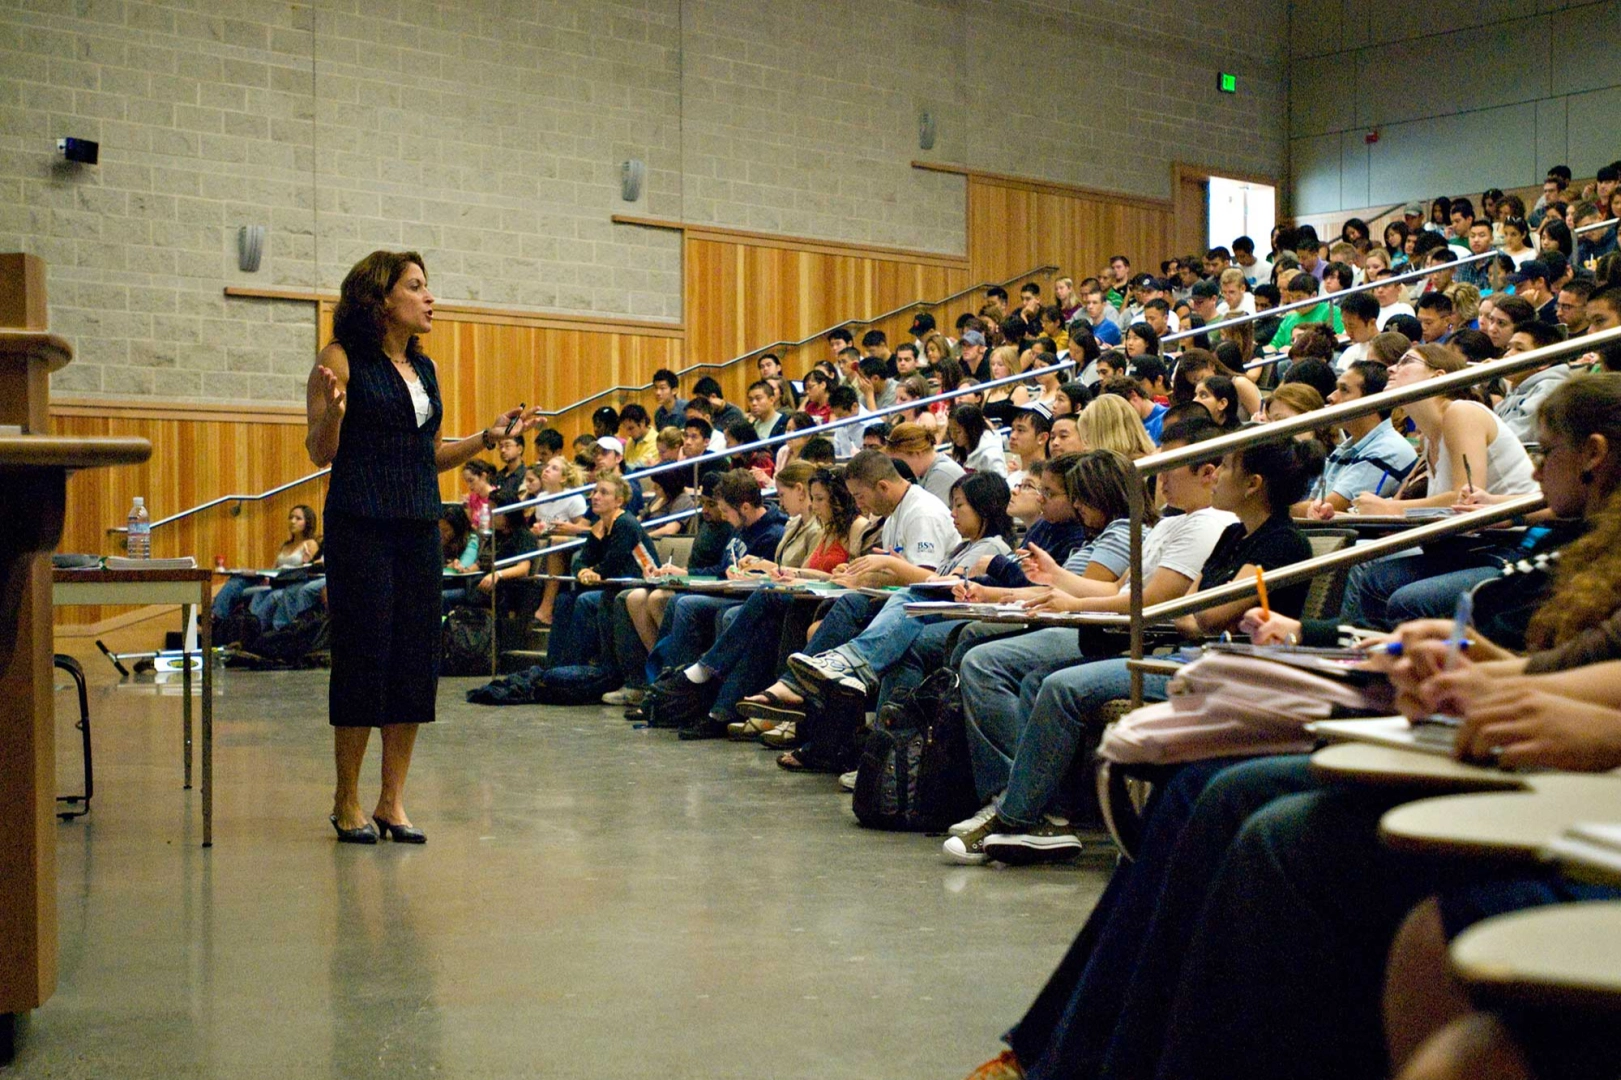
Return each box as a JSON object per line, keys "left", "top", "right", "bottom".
{"left": 476, "top": 503, "right": 493, "bottom": 571}
{"left": 126, "top": 496, "right": 151, "bottom": 559}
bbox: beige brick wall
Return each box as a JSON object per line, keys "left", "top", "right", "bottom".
{"left": 1, "top": 0, "right": 1285, "bottom": 404}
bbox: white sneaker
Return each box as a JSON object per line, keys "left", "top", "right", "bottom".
{"left": 601, "top": 688, "right": 646, "bottom": 706}
{"left": 942, "top": 813, "right": 1004, "bottom": 865}
{"left": 786, "top": 650, "right": 869, "bottom": 697}
{"left": 838, "top": 769, "right": 859, "bottom": 792}
{"left": 948, "top": 801, "right": 999, "bottom": 838}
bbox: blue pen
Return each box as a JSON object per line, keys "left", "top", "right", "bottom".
{"left": 1382, "top": 638, "right": 1469, "bottom": 657}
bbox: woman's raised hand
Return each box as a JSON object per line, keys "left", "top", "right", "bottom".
{"left": 315, "top": 365, "right": 346, "bottom": 420}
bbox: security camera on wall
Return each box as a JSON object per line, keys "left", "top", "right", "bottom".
{"left": 57, "top": 137, "right": 99, "bottom": 164}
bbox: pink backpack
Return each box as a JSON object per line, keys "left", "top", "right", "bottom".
{"left": 1099, "top": 652, "right": 1396, "bottom": 766}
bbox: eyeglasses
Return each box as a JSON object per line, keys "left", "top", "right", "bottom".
{"left": 1394, "top": 352, "right": 1431, "bottom": 369}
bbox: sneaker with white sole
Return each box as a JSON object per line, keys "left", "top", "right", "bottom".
{"left": 838, "top": 769, "right": 859, "bottom": 792}
{"left": 601, "top": 688, "right": 646, "bottom": 706}
{"left": 948, "top": 801, "right": 1000, "bottom": 838}
{"left": 786, "top": 650, "right": 870, "bottom": 699}
{"left": 982, "top": 816, "right": 1083, "bottom": 864}
{"left": 942, "top": 813, "right": 1007, "bottom": 865}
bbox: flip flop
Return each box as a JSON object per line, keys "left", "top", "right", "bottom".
{"left": 737, "top": 689, "right": 805, "bottom": 724}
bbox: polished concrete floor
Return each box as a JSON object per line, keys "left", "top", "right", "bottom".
{"left": 14, "top": 628, "right": 1114, "bottom": 1079}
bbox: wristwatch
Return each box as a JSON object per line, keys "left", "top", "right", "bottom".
{"left": 482, "top": 429, "right": 497, "bottom": 449}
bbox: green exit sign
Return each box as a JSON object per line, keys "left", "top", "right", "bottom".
{"left": 1218, "top": 72, "right": 1237, "bottom": 93}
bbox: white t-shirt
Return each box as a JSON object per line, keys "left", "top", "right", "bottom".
{"left": 966, "top": 429, "right": 1008, "bottom": 476}
{"left": 1239, "top": 257, "right": 1272, "bottom": 287}
{"left": 1114, "top": 507, "right": 1237, "bottom": 592}
{"left": 880, "top": 485, "right": 962, "bottom": 571}
{"left": 1336, "top": 340, "right": 1369, "bottom": 373}
{"left": 1376, "top": 303, "right": 1415, "bottom": 331}
{"left": 1215, "top": 293, "right": 1258, "bottom": 318}
{"left": 535, "top": 493, "right": 588, "bottom": 525}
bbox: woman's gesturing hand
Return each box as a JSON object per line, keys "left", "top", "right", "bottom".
{"left": 315, "top": 365, "right": 346, "bottom": 420}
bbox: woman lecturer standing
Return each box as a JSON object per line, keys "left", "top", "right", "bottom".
{"left": 306, "top": 250, "right": 536, "bottom": 844}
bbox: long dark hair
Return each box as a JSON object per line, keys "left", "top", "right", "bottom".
{"left": 439, "top": 504, "right": 470, "bottom": 560}
{"left": 949, "top": 472, "right": 1017, "bottom": 546}
{"left": 331, "top": 250, "right": 428, "bottom": 358}
{"left": 1200, "top": 375, "right": 1243, "bottom": 429}
{"left": 1062, "top": 449, "right": 1157, "bottom": 530}
{"left": 1235, "top": 439, "right": 1327, "bottom": 513}
{"left": 949, "top": 404, "right": 991, "bottom": 465}
{"left": 287, "top": 503, "right": 319, "bottom": 542}
{"left": 809, "top": 467, "right": 860, "bottom": 544}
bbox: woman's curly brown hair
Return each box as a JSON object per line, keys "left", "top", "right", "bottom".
{"left": 1524, "top": 374, "right": 1621, "bottom": 650}
{"left": 331, "top": 250, "right": 428, "bottom": 357}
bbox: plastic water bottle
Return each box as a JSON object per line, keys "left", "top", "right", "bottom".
{"left": 126, "top": 497, "right": 151, "bottom": 559}
{"left": 477, "top": 503, "right": 492, "bottom": 534}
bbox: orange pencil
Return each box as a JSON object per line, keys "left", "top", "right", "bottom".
{"left": 1255, "top": 565, "right": 1270, "bottom": 620}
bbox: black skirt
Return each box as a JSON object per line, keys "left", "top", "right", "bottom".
{"left": 323, "top": 511, "right": 442, "bottom": 727}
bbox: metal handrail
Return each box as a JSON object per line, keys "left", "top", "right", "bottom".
{"left": 1158, "top": 215, "right": 1620, "bottom": 349}
{"left": 533, "top": 263, "right": 1059, "bottom": 419}
{"left": 491, "top": 358, "right": 1075, "bottom": 518}
{"left": 1121, "top": 323, "right": 1621, "bottom": 705}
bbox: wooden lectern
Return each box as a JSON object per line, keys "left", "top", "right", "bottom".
{"left": 0, "top": 259, "right": 151, "bottom": 1062}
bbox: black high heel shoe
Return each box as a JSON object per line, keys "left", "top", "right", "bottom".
{"left": 331, "top": 814, "right": 378, "bottom": 844}
{"left": 373, "top": 816, "right": 427, "bottom": 844}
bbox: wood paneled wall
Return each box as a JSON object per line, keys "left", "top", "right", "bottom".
{"left": 679, "top": 226, "right": 973, "bottom": 406}
{"left": 312, "top": 302, "right": 685, "bottom": 447}
{"left": 958, "top": 170, "right": 1175, "bottom": 289}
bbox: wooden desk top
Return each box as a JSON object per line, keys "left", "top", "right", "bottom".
{"left": 1379, "top": 774, "right": 1621, "bottom": 863}
{"left": 1310, "top": 742, "right": 1528, "bottom": 794}
{"left": 53, "top": 567, "right": 212, "bottom": 584}
{"left": 0, "top": 331, "right": 73, "bottom": 372}
{"left": 1450, "top": 901, "right": 1621, "bottom": 1011}
{"left": 0, "top": 435, "right": 151, "bottom": 470}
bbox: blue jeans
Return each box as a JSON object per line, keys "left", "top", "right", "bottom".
{"left": 264, "top": 577, "right": 325, "bottom": 629}
{"left": 1339, "top": 548, "right": 1503, "bottom": 630}
{"left": 551, "top": 588, "right": 611, "bottom": 668}
{"left": 958, "top": 627, "right": 1088, "bottom": 804}
{"left": 211, "top": 575, "right": 249, "bottom": 620}
{"left": 829, "top": 588, "right": 934, "bottom": 682}
{"left": 996, "top": 658, "right": 1170, "bottom": 828}
{"left": 699, "top": 591, "right": 796, "bottom": 721}
{"left": 778, "top": 593, "right": 883, "bottom": 696}
{"left": 656, "top": 594, "right": 744, "bottom": 670}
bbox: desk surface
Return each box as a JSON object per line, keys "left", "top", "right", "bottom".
{"left": 1310, "top": 742, "right": 1528, "bottom": 793}
{"left": 1378, "top": 774, "right": 1621, "bottom": 862}
{"left": 1450, "top": 901, "right": 1621, "bottom": 1011}
{"left": 0, "top": 435, "right": 151, "bottom": 470}
{"left": 54, "top": 567, "right": 212, "bottom": 584}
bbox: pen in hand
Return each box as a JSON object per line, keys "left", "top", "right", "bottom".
{"left": 1462, "top": 455, "right": 1474, "bottom": 496}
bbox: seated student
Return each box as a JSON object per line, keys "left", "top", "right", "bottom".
{"left": 1176, "top": 346, "right": 1263, "bottom": 418}
{"left": 892, "top": 375, "right": 940, "bottom": 440}
{"left": 1130, "top": 354, "right": 1172, "bottom": 404}
{"left": 1335, "top": 290, "right": 1383, "bottom": 372}
{"left": 949, "top": 403, "right": 1008, "bottom": 476}
{"left": 1340, "top": 344, "right": 1539, "bottom": 629}
{"left": 1046, "top": 414, "right": 1085, "bottom": 456}
{"left": 975, "top": 379, "right": 1621, "bottom": 1080}
{"left": 1303, "top": 360, "right": 1419, "bottom": 516}
{"left": 653, "top": 425, "right": 684, "bottom": 465}
{"left": 1075, "top": 392, "right": 1157, "bottom": 460}
{"left": 682, "top": 398, "right": 728, "bottom": 455}
{"left": 640, "top": 468, "right": 696, "bottom": 538}
{"left": 462, "top": 458, "right": 496, "bottom": 523}
{"left": 1053, "top": 381, "right": 1088, "bottom": 419}
{"left": 721, "top": 450, "right": 960, "bottom": 720}
{"left": 800, "top": 367, "right": 835, "bottom": 424}
{"left": 855, "top": 355, "right": 897, "bottom": 411}
{"left": 1012, "top": 349, "right": 1064, "bottom": 413}
{"left": 1415, "top": 291, "right": 1457, "bottom": 344}
{"left": 651, "top": 367, "right": 686, "bottom": 431}
{"left": 691, "top": 375, "right": 746, "bottom": 432}
{"left": 1004, "top": 407, "right": 1051, "bottom": 484}
{"left": 947, "top": 436, "right": 1319, "bottom": 865}
{"left": 211, "top": 503, "right": 321, "bottom": 625}
{"left": 791, "top": 454, "right": 1118, "bottom": 719}
{"left": 772, "top": 410, "right": 818, "bottom": 475}
{"left": 547, "top": 475, "right": 657, "bottom": 670}
{"left": 1100, "top": 375, "right": 1168, "bottom": 444}
{"left": 615, "top": 472, "right": 735, "bottom": 677}
{"left": 783, "top": 471, "right": 1018, "bottom": 707}
{"left": 826, "top": 384, "right": 868, "bottom": 459}
{"left": 1193, "top": 373, "right": 1244, "bottom": 429}
{"left": 646, "top": 465, "right": 867, "bottom": 734}
{"left": 798, "top": 434, "right": 836, "bottom": 467}
{"left": 744, "top": 379, "right": 788, "bottom": 441}
{"left": 885, "top": 421, "right": 964, "bottom": 505}
{"left": 616, "top": 403, "right": 659, "bottom": 468}
{"left": 980, "top": 345, "right": 1021, "bottom": 426}
{"left": 1123, "top": 321, "right": 1160, "bottom": 358}
{"left": 1214, "top": 266, "right": 1256, "bottom": 317}
{"left": 439, "top": 504, "right": 478, "bottom": 574}
{"left": 1494, "top": 320, "right": 1573, "bottom": 443}
{"left": 679, "top": 416, "right": 726, "bottom": 486}
{"left": 1269, "top": 270, "right": 1345, "bottom": 350}
{"left": 722, "top": 418, "right": 776, "bottom": 479}
{"left": 571, "top": 432, "right": 599, "bottom": 472}
{"left": 634, "top": 469, "right": 788, "bottom": 689}
{"left": 527, "top": 455, "right": 591, "bottom": 625}
{"left": 587, "top": 435, "right": 645, "bottom": 517}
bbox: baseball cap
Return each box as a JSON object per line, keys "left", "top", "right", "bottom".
{"left": 1190, "top": 280, "right": 1219, "bottom": 299}
{"left": 595, "top": 436, "right": 625, "bottom": 455}
{"left": 960, "top": 329, "right": 987, "bottom": 348}
{"left": 1402, "top": 201, "right": 1424, "bottom": 217}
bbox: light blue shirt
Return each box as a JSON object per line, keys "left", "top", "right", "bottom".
{"left": 1322, "top": 419, "right": 1419, "bottom": 502}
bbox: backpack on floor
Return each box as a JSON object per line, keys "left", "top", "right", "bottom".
{"left": 225, "top": 609, "right": 331, "bottom": 669}
{"left": 852, "top": 667, "right": 979, "bottom": 832}
{"left": 441, "top": 607, "right": 493, "bottom": 676}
